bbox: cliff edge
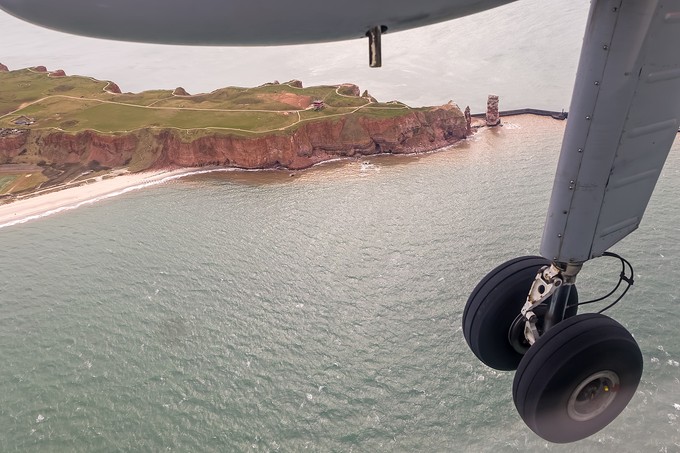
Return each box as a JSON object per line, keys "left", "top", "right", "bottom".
{"left": 1, "top": 104, "right": 467, "bottom": 170}
{"left": 0, "top": 68, "right": 471, "bottom": 195}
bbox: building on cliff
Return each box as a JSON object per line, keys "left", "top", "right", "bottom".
{"left": 14, "top": 116, "right": 35, "bottom": 126}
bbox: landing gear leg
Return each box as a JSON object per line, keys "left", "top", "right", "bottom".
{"left": 462, "top": 256, "right": 578, "bottom": 371}
{"left": 461, "top": 0, "right": 679, "bottom": 441}
{"left": 463, "top": 256, "right": 642, "bottom": 443}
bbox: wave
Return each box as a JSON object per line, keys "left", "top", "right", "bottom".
{"left": 0, "top": 167, "right": 239, "bottom": 229}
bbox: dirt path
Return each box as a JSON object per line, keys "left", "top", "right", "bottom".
{"left": 0, "top": 80, "right": 412, "bottom": 135}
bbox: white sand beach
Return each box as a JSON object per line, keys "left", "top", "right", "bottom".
{"left": 0, "top": 168, "right": 201, "bottom": 229}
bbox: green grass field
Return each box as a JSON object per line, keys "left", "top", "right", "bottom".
{"left": 0, "top": 68, "right": 418, "bottom": 134}
{"left": 0, "top": 172, "right": 47, "bottom": 195}
{"left": 0, "top": 175, "right": 17, "bottom": 193}
{"left": 0, "top": 69, "right": 462, "bottom": 195}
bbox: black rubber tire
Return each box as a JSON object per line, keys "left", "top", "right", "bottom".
{"left": 462, "top": 256, "right": 578, "bottom": 371}
{"left": 512, "top": 313, "right": 643, "bottom": 443}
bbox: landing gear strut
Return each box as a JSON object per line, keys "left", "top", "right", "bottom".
{"left": 462, "top": 256, "right": 578, "bottom": 371}
{"left": 462, "top": 257, "right": 643, "bottom": 443}
{"left": 458, "top": 0, "right": 680, "bottom": 443}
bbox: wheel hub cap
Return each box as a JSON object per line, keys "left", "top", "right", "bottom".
{"left": 567, "top": 370, "right": 620, "bottom": 422}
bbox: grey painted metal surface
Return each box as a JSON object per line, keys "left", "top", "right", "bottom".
{"left": 541, "top": 0, "right": 680, "bottom": 263}
{"left": 0, "top": 0, "right": 516, "bottom": 45}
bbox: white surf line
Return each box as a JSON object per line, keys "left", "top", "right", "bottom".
{"left": 0, "top": 169, "right": 208, "bottom": 229}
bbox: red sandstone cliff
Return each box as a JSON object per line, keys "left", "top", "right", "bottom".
{"left": 0, "top": 132, "right": 29, "bottom": 155}
{"left": 286, "top": 79, "right": 303, "bottom": 88}
{"left": 0, "top": 63, "right": 8, "bottom": 72}
{"left": 0, "top": 104, "right": 468, "bottom": 172}
{"left": 338, "top": 84, "right": 361, "bottom": 97}
{"left": 36, "top": 131, "right": 139, "bottom": 166}
{"left": 105, "top": 82, "right": 122, "bottom": 94}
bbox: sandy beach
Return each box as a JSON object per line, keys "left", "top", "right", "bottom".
{"left": 0, "top": 168, "right": 202, "bottom": 229}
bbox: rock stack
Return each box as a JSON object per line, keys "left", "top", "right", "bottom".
{"left": 486, "top": 94, "right": 500, "bottom": 126}
{"left": 464, "top": 106, "right": 472, "bottom": 133}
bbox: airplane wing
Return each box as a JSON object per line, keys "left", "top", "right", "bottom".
{"left": 0, "top": 0, "right": 517, "bottom": 45}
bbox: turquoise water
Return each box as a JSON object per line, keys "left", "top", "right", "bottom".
{"left": 2, "top": 118, "right": 680, "bottom": 451}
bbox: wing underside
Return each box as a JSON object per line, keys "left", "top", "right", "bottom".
{"left": 0, "top": 0, "right": 517, "bottom": 45}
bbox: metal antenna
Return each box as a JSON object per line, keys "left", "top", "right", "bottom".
{"left": 366, "top": 26, "right": 383, "bottom": 68}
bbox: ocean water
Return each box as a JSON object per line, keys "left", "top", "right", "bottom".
{"left": 2, "top": 116, "right": 680, "bottom": 451}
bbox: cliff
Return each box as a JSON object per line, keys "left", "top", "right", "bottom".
{"left": 0, "top": 104, "right": 468, "bottom": 172}
{"left": 0, "top": 68, "right": 473, "bottom": 195}
{"left": 173, "top": 87, "right": 190, "bottom": 96}
{"left": 105, "top": 82, "right": 122, "bottom": 94}
{"left": 153, "top": 104, "right": 467, "bottom": 169}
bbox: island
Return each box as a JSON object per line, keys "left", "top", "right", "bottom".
{"left": 0, "top": 65, "right": 471, "bottom": 202}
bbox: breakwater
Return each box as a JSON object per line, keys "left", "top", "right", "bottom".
{"left": 471, "top": 108, "right": 568, "bottom": 120}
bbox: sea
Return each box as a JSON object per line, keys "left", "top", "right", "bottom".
{"left": 2, "top": 1, "right": 680, "bottom": 452}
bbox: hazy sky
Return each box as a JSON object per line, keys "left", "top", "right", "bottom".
{"left": 0, "top": 0, "right": 590, "bottom": 112}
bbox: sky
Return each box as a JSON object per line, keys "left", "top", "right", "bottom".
{"left": 0, "top": 0, "right": 590, "bottom": 112}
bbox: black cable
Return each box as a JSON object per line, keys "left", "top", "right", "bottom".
{"left": 597, "top": 252, "right": 634, "bottom": 314}
{"left": 565, "top": 251, "right": 634, "bottom": 314}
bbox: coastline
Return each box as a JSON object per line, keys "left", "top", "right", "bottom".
{"left": 0, "top": 168, "right": 202, "bottom": 229}
{"left": 0, "top": 114, "right": 561, "bottom": 229}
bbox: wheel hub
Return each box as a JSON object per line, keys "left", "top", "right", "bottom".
{"left": 567, "top": 370, "right": 620, "bottom": 422}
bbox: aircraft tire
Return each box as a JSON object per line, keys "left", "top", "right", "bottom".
{"left": 512, "top": 313, "right": 643, "bottom": 443}
{"left": 462, "top": 256, "right": 578, "bottom": 371}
